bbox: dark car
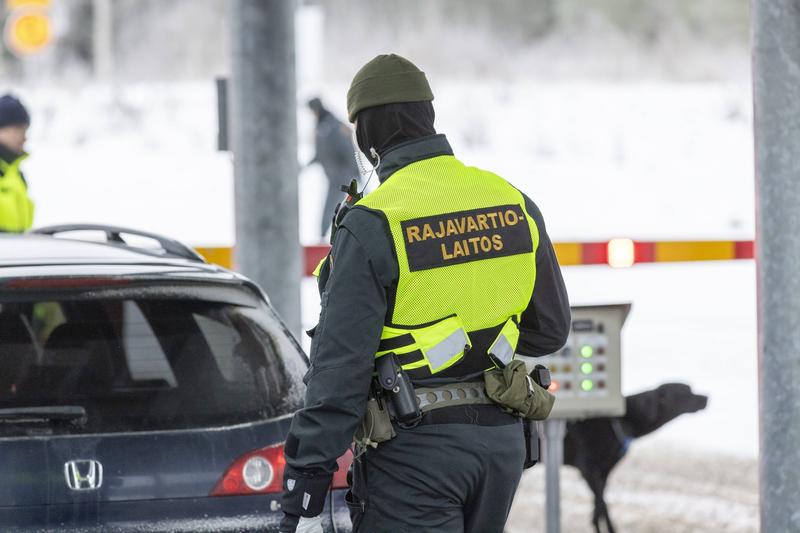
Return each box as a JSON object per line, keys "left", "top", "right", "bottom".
{"left": 0, "top": 225, "right": 353, "bottom": 533}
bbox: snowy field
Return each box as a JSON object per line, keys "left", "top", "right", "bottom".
{"left": 12, "top": 80, "right": 758, "bottom": 530}
{"left": 19, "top": 80, "right": 755, "bottom": 245}
{"left": 507, "top": 439, "right": 758, "bottom": 533}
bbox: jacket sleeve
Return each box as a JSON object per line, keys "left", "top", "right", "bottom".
{"left": 284, "top": 211, "right": 393, "bottom": 473}
{"left": 517, "top": 194, "right": 571, "bottom": 357}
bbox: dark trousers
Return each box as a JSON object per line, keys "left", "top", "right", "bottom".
{"left": 347, "top": 405, "right": 525, "bottom": 533}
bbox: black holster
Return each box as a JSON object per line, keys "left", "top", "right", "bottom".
{"left": 523, "top": 419, "right": 539, "bottom": 469}
{"left": 376, "top": 353, "right": 421, "bottom": 427}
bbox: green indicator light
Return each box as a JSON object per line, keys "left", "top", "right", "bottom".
{"left": 580, "top": 345, "right": 594, "bottom": 358}
{"left": 581, "top": 379, "right": 594, "bottom": 392}
{"left": 580, "top": 362, "right": 593, "bottom": 374}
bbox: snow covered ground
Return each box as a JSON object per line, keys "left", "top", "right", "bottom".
{"left": 507, "top": 439, "right": 758, "bottom": 533}
{"left": 10, "top": 79, "right": 758, "bottom": 529}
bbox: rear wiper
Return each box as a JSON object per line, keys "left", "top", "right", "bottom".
{"left": 0, "top": 406, "right": 87, "bottom": 425}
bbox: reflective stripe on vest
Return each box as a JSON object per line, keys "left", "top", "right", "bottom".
{"left": 425, "top": 328, "right": 470, "bottom": 371}
{"left": 359, "top": 154, "right": 538, "bottom": 377}
{"left": 376, "top": 315, "right": 471, "bottom": 374}
{"left": 488, "top": 317, "right": 522, "bottom": 367}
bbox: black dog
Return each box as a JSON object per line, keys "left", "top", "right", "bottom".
{"left": 563, "top": 383, "right": 708, "bottom": 533}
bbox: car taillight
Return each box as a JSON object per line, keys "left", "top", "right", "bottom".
{"left": 211, "top": 444, "right": 286, "bottom": 496}
{"left": 210, "top": 445, "right": 355, "bottom": 496}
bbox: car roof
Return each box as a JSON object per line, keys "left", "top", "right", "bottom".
{"left": 0, "top": 234, "right": 233, "bottom": 280}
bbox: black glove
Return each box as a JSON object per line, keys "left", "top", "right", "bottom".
{"left": 281, "top": 464, "right": 333, "bottom": 518}
{"left": 279, "top": 513, "right": 300, "bottom": 533}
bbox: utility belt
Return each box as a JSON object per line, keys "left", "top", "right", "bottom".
{"left": 353, "top": 364, "right": 494, "bottom": 448}
{"left": 354, "top": 348, "right": 555, "bottom": 470}
{"left": 371, "top": 350, "right": 492, "bottom": 426}
{"left": 416, "top": 382, "right": 493, "bottom": 413}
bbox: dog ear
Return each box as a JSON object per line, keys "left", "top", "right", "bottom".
{"left": 624, "top": 389, "right": 661, "bottom": 437}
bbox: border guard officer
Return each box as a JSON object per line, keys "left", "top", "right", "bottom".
{"left": 280, "top": 54, "right": 570, "bottom": 533}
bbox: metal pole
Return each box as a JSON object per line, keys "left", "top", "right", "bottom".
{"left": 216, "top": 78, "right": 229, "bottom": 152}
{"left": 92, "top": 0, "right": 113, "bottom": 80}
{"left": 753, "top": 0, "right": 800, "bottom": 531}
{"left": 229, "top": 0, "right": 301, "bottom": 337}
{"left": 543, "top": 418, "right": 566, "bottom": 533}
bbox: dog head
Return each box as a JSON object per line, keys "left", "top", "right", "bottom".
{"left": 623, "top": 383, "right": 708, "bottom": 438}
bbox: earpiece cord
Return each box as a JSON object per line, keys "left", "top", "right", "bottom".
{"left": 360, "top": 150, "right": 380, "bottom": 196}
{"left": 351, "top": 128, "right": 381, "bottom": 197}
{"left": 352, "top": 147, "right": 380, "bottom": 197}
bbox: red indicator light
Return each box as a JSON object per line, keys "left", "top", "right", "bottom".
{"left": 549, "top": 380, "right": 560, "bottom": 392}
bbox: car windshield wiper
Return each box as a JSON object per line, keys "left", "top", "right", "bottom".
{"left": 0, "top": 406, "right": 87, "bottom": 425}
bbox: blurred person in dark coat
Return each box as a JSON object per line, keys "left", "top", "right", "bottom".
{"left": 0, "top": 94, "right": 33, "bottom": 232}
{"left": 307, "top": 97, "right": 360, "bottom": 240}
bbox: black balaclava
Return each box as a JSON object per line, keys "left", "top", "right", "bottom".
{"left": 355, "top": 100, "right": 435, "bottom": 165}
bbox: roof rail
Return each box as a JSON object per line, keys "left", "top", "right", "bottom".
{"left": 30, "top": 224, "right": 207, "bottom": 263}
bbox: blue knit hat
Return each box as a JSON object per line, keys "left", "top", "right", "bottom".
{"left": 0, "top": 94, "right": 30, "bottom": 128}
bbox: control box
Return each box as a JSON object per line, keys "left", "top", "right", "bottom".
{"left": 519, "top": 303, "right": 630, "bottom": 419}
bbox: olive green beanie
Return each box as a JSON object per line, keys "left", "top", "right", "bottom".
{"left": 346, "top": 54, "right": 434, "bottom": 123}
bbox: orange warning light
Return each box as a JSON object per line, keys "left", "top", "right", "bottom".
{"left": 4, "top": 9, "right": 52, "bottom": 57}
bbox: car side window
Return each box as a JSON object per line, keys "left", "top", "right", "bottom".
{"left": 122, "top": 301, "right": 177, "bottom": 387}
{"left": 194, "top": 313, "right": 243, "bottom": 382}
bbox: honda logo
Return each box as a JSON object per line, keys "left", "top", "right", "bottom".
{"left": 64, "top": 460, "right": 103, "bottom": 491}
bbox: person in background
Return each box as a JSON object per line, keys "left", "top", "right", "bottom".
{"left": 0, "top": 94, "right": 33, "bottom": 233}
{"left": 306, "top": 97, "right": 360, "bottom": 241}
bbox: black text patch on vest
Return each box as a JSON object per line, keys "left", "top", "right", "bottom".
{"left": 400, "top": 204, "right": 534, "bottom": 272}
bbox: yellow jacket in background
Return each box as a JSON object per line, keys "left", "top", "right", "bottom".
{"left": 0, "top": 154, "right": 34, "bottom": 232}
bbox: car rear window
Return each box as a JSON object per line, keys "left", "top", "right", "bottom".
{"left": 0, "top": 293, "right": 306, "bottom": 436}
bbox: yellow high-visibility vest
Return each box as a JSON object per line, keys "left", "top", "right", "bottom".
{"left": 0, "top": 155, "right": 34, "bottom": 232}
{"left": 357, "top": 154, "right": 539, "bottom": 379}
